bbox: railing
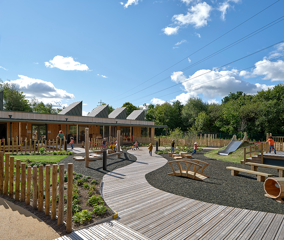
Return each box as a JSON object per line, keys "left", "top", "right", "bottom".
{"left": 0, "top": 153, "right": 73, "bottom": 233}
{"left": 243, "top": 142, "right": 268, "bottom": 164}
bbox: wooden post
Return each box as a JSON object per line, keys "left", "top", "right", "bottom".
{"left": 51, "top": 164, "right": 57, "bottom": 220}
{"left": 25, "top": 139, "right": 27, "bottom": 154}
{"left": 261, "top": 143, "right": 264, "bottom": 164}
{"left": 21, "top": 162, "right": 26, "bottom": 202}
{"left": 53, "top": 139, "right": 55, "bottom": 152}
{"left": 45, "top": 165, "right": 50, "bottom": 216}
{"left": 9, "top": 156, "right": 14, "bottom": 198}
{"left": 33, "top": 166, "right": 37, "bottom": 209}
{"left": 117, "top": 130, "right": 121, "bottom": 152}
{"left": 3, "top": 139, "right": 5, "bottom": 152}
{"left": 16, "top": 137, "right": 18, "bottom": 154}
{"left": 49, "top": 140, "right": 51, "bottom": 152}
{"left": 8, "top": 138, "right": 10, "bottom": 153}
{"left": 26, "top": 166, "right": 31, "bottom": 205}
{"left": 244, "top": 147, "right": 246, "bottom": 163}
{"left": 250, "top": 146, "right": 252, "bottom": 158}
{"left": 12, "top": 138, "right": 14, "bottom": 154}
{"left": 30, "top": 139, "right": 32, "bottom": 153}
{"left": 56, "top": 139, "right": 58, "bottom": 151}
{"left": 15, "top": 159, "right": 21, "bottom": 201}
{"left": 60, "top": 138, "right": 62, "bottom": 151}
{"left": 4, "top": 153, "right": 9, "bottom": 195}
{"left": 66, "top": 163, "right": 73, "bottom": 233}
{"left": 58, "top": 164, "right": 64, "bottom": 225}
{"left": 0, "top": 152, "right": 3, "bottom": 194}
{"left": 38, "top": 165, "right": 43, "bottom": 211}
{"left": 34, "top": 140, "right": 36, "bottom": 153}
{"left": 85, "top": 128, "right": 89, "bottom": 168}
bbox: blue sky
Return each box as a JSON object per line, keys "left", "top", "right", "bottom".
{"left": 1, "top": 0, "right": 284, "bottom": 115}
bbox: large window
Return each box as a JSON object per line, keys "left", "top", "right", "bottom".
{"left": 32, "top": 124, "right": 47, "bottom": 141}
{"left": 68, "top": 125, "right": 77, "bottom": 142}
{"left": 141, "top": 127, "right": 148, "bottom": 137}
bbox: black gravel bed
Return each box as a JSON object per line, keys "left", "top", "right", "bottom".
{"left": 59, "top": 150, "right": 137, "bottom": 181}
{"left": 146, "top": 150, "right": 284, "bottom": 214}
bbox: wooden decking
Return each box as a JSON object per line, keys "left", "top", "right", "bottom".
{"left": 102, "top": 148, "right": 284, "bottom": 239}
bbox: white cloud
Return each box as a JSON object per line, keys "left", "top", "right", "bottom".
{"left": 208, "top": 99, "right": 219, "bottom": 104}
{"left": 163, "top": 26, "right": 179, "bottom": 35}
{"left": 124, "top": 0, "right": 139, "bottom": 8}
{"left": 0, "top": 66, "right": 7, "bottom": 71}
{"left": 83, "top": 103, "right": 88, "bottom": 106}
{"left": 181, "top": 0, "right": 194, "bottom": 5}
{"left": 171, "top": 92, "right": 197, "bottom": 105}
{"left": 82, "top": 111, "right": 89, "bottom": 116}
{"left": 7, "top": 75, "right": 75, "bottom": 107}
{"left": 150, "top": 98, "right": 167, "bottom": 105}
{"left": 97, "top": 74, "right": 108, "bottom": 78}
{"left": 120, "top": 2, "right": 124, "bottom": 5}
{"left": 218, "top": 1, "right": 230, "bottom": 20}
{"left": 252, "top": 59, "right": 284, "bottom": 81}
{"left": 175, "top": 40, "right": 187, "bottom": 46}
{"left": 188, "top": 58, "right": 191, "bottom": 63}
{"left": 33, "top": 62, "right": 39, "bottom": 65}
{"left": 195, "top": 32, "right": 201, "bottom": 38}
{"left": 173, "top": 2, "right": 212, "bottom": 28}
{"left": 45, "top": 55, "right": 89, "bottom": 71}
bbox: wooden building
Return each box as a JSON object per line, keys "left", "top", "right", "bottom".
{"left": 0, "top": 102, "right": 167, "bottom": 144}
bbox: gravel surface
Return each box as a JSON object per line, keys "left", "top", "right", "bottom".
{"left": 146, "top": 150, "right": 284, "bottom": 214}
{"left": 59, "top": 150, "right": 137, "bottom": 181}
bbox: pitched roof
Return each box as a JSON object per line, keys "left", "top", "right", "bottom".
{"left": 108, "top": 107, "right": 127, "bottom": 119}
{"left": 127, "top": 110, "right": 145, "bottom": 121}
{"left": 58, "top": 101, "right": 82, "bottom": 116}
{"left": 88, "top": 105, "right": 109, "bottom": 118}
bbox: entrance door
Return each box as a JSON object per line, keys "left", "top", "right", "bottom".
{"left": 32, "top": 124, "right": 47, "bottom": 141}
{"left": 78, "top": 126, "right": 86, "bottom": 143}
{"left": 0, "top": 123, "right": 7, "bottom": 140}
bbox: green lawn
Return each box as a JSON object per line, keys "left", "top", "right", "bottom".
{"left": 204, "top": 142, "right": 255, "bottom": 163}
{"left": 4, "top": 154, "right": 68, "bottom": 164}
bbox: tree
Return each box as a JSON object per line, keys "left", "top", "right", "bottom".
{"left": 0, "top": 82, "right": 33, "bottom": 112}
{"left": 122, "top": 102, "right": 139, "bottom": 117}
{"left": 101, "top": 103, "right": 114, "bottom": 114}
{"left": 172, "top": 100, "right": 184, "bottom": 130}
{"left": 30, "top": 98, "right": 60, "bottom": 114}
{"left": 194, "top": 111, "right": 210, "bottom": 132}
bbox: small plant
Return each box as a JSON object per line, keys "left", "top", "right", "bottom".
{"left": 73, "top": 210, "right": 92, "bottom": 224}
{"left": 39, "top": 147, "right": 46, "bottom": 155}
{"left": 93, "top": 204, "right": 107, "bottom": 215}
{"left": 87, "top": 195, "right": 103, "bottom": 207}
{"left": 74, "top": 174, "right": 82, "bottom": 180}
{"left": 73, "top": 192, "right": 79, "bottom": 201}
{"left": 35, "top": 152, "right": 40, "bottom": 155}
{"left": 86, "top": 176, "right": 91, "bottom": 179}
{"left": 81, "top": 177, "right": 89, "bottom": 183}
{"left": 53, "top": 152, "right": 57, "bottom": 155}
{"left": 41, "top": 162, "right": 47, "bottom": 166}
{"left": 91, "top": 179, "right": 97, "bottom": 185}
{"left": 72, "top": 204, "right": 81, "bottom": 213}
{"left": 73, "top": 171, "right": 76, "bottom": 175}
{"left": 88, "top": 190, "right": 95, "bottom": 197}
{"left": 64, "top": 174, "right": 68, "bottom": 182}
{"left": 83, "top": 182, "right": 89, "bottom": 189}
{"left": 77, "top": 179, "right": 83, "bottom": 186}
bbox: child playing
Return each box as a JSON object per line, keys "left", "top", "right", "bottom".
{"left": 69, "top": 137, "right": 74, "bottom": 150}
{"left": 171, "top": 140, "right": 175, "bottom": 153}
{"left": 267, "top": 136, "right": 276, "bottom": 154}
{"left": 148, "top": 143, "right": 153, "bottom": 156}
{"left": 191, "top": 142, "right": 198, "bottom": 156}
{"left": 134, "top": 141, "right": 139, "bottom": 150}
{"left": 110, "top": 142, "right": 115, "bottom": 151}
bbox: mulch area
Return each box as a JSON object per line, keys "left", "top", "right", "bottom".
{"left": 145, "top": 150, "right": 284, "bottom": 214}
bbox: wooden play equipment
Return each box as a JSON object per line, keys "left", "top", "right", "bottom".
{"left": 245, "top": 162, "right": 284, "bottom": 177}
{"left": 226, "top": 166, "right": 273, "bottom": 182}
{"left": 168, "top": 159, "right": 209, "bottom": 181}
{"left": 168, "top": 152, "right": 176, "bottom": 157}
{"left": 264, "top": 177, "right": 284, "bottom": 203}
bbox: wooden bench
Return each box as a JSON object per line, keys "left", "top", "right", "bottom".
{"left": 168, "top": 159, "right": 209, "bottom": 181}
{"left": 245, "top": 162, "right": 284, "bottom": 177}
{"left": 226, "top": 166, "right": 273, "bottom": 182}
{"left": 173, "top": 156, "right": 183, "bottom": 160}
{"left": 168, "top": 152, "right": 176, "bottom": 157}
{"left": 180, "top": 152, "right": 188, "bottom": 157}
{"left": 183, "top": 154, "right": 192, "bottom": 159}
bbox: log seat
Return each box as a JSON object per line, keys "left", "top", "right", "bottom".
{"left": 226, "top": 166, "right": 273, "bottom": 182}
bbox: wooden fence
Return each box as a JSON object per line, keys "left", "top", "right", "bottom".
{"left": 0, "top": 152, "right": 73, "bottom": 233}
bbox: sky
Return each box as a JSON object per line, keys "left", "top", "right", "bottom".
{"left": 0, "top": 0, "right": 284, "bottom": 115}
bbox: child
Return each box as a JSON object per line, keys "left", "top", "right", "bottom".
{"left": 191, "top": 142, "right": 198, "bottom": 156}
{"left": 110, "top": 142, "right": 115, "bottom": 151}
{"left": 267, "top": 136, "right": 276, "bottom": 154}
{"left": 148, "top": 143, "right": 153, "bottom": 156}
{"left": 134, "top": 141, "right": 139, "bottom": 150}
{"left": 69, "top": 137, "right": 74, "bottom": 150}
{"left": 171, "top": 140, "right": 175, "bottom": 153}
{"left": 115, "top": 140, "right": 117, "bottom": 152}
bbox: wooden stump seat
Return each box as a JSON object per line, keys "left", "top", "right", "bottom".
{"left": 245, "top": 162, "right": 284, "bottom": 177}
{"left": 168, "top": 159, "right": 209, "bottom": 181}
{"left": 168, "top": 152, "right": 176, "bottom": 157}
{"left": 226, "top": 166, "right": 273, "bottom": 182}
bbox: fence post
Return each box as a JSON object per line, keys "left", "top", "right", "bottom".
{"left": 9, "top": 156, "right": 14, "bottom": 198}
{"left": 56, "top": 139, "right": 58, "bottom": 151}
{"left": 0, "top": 152, "right": 3, "bottom": 194}
{"left": 26, "top": 166, "right": 31, "bottom": 205}
{"left": 66, "top": 163, "right": 73, "bottom": 233}
{"left": 8, "top": 138, "right": 10, "bottom": 153}
{"left": 34, "top": 141, "right": 36, "bottom": 153}
{"left": 244, "top": 147, "right": 246, "bottom": 163}
{"left": 250, "top": 146, "right": 252, "bottom": 158}
{"left": 25, "top": 139, "right": 27, "bottom": 154}
{"left": 30, "top": 139, "right": 32, "bottom": 153}
{"left": 45, "top": 165, "right": 50, "bottom": 216}
{"left": 21, "top": 162, "right": 26, "bottom": 202}
{"left": 33, "top": 166, "right": 37, "bottom": 209}
{"left": 15, "top": 159, "right": 21, "bottom": 201}
{"left": 4, "top": 153, "right": 9, "bottom": 196}
{"left": 58, "top": 164, "right": 64, "bottom": 225}
{"left": 261, "top": 143, "right": 264, "bottom": 164}
{"left": 16, "top": 137, "right": 18, "bottom": 154}
{"left": 49, "top": 140, "right": 51, "bottom": 152}
{"left": 51, "top": 164, "right": 57, "bottom": 220}
{"left": 38, "top": 165, "right": 43, "bottom": 211}
{"left": 12, "top": 138, "right": 14, "bottom": 154}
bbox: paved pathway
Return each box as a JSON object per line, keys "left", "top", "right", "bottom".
{"left": 102, "top": 147, "right": 284, "bottom": 239}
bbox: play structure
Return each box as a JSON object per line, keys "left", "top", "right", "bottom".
{"left": 168, "top": 159, "right": 209, "bottom": 181}
{"left": 218, "top": 133, "right": 247, "bottom": 155}
{"left": 264, "top": 177, "right": 284, "bottom": 203}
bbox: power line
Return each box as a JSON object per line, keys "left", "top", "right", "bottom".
{"left": 129, "top": 40, "right": 284, "bottom": 103}
{"left": 117, "top": 16, "right": 284, "bottom": 101}
{"left": 111, "top": 0, "right": 280, "bottom": 100}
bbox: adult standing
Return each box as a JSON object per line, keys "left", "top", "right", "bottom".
{"left": 102, "top": 138, "right": 107, "bottom": 150}
{"left": 57, "top": 130, "right": 65, "bottom": 149}
{"left": 171, "top": 140, "right": 175, "bottom": 153}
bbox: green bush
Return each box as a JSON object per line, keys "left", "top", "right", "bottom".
{"left": 53, "top": 152, "right": 57, "bottom": 155}
{"left": 73, "top": 192, "right": 79, "bottom": 201}
{"left": 74, "top": 174, "right": 82, "bottom": 180}
{"left": 83, "top": 182, "right": 89, "bottom": 189}
{"left": 77, "top": 179, "right": 83, "bottom": 186}
{"left": 81, "top": 177, "right": 89, "bottom": 183}
{"left": 87, "top": 195, "right": 103, "bottom": 207}
{"left": 88, "top": 190, "right": 95, "bottom": 197}
{"left": 39, "top": 147, "right": 46, "bottom": 155}
{"left": 64, "top": 174, "right": 68, "bottom": 182}
{"left": 93, "top": 204, "right": 107, "bottom": 215}
{"left": 91, "top": 179, "right": 97, "bottom": 185}
{"left": 72, "top": 210, "right": 92, "bottom": 224}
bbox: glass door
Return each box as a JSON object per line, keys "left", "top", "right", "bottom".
{"left": 32, "top": 124, "right": 47, "bottom": 141}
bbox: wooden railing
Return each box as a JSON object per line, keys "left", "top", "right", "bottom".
{"left": 0, "top": 152, "right": 73, "bottom": 233}
{"left": 243, "top": 142, "right": 268, "bottom": 164}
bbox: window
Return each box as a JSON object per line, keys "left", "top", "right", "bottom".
{"left": 32, "top": 124, "right": 47, "bottom": 141}
{"left": 141, "top": 127, "right": 148, "bottom": 137}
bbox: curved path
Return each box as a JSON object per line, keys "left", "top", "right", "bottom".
{"left": 103, "top": 147, "right": 284, "bottom": 240}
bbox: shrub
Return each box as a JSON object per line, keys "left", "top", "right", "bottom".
{"left": 88, "top": 190, "right": 95, "bottom": 197}
{"left": 93, "top": 204, "right": 107, "bottom": 215}
{"left": 53, "top": 152, "right": 57, "bottom": 155}
{"left": 35, "top": 152, "right": 40, "bottom": 155}
{"left": 73, "top": 192, "right": 79, "bottom": 201}
{"left": 81, "top": 177, "right": 89, "bottom": 183}
{"left": 77, "top": 179, "right": 83, "bottom": 186}
{"left": 72, "top": 204, "right": 81, "bottom": 213}
{"left": 87, "top": 195, "right": 103, "bottom": 207}
{"left": 73, "top": 171, "right": 76, "bottom": 175}
{"left": 91, "top": 179, "right": 97, "bottom": 185}
{"left": 39, "top": 147, "right": 46, "bottom": 155}
{"left": 72, "top": 210, "right": 92, "bottom": 224}
{"left": 86, "top": 176, "right": 91, "bottom": 179}
{"left": 74, "top": 174, "right": 82, "bottom": 180}
{"left": 41, "top": 162, "right": 47, "bottom": 166}
{"left": 83, "top": 182, "right": 89, "bottom": 189}
{"left": 64, "top": 174, "right": 68, "bottom": 182}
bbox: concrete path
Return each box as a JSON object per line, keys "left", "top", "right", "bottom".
{"left": 0, "top": 197, "right": 59, "bottom": 240}
{"left": 101, "top": 147, "right": 284, "bottom": 239}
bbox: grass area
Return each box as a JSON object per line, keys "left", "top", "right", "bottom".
{"left": 5, "top": 154, "right": 68, "bottom": 164}
{"left": 204, "top": 142, "right": 255, "bottom": 163}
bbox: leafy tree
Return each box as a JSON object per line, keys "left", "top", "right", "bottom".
{"left": 221, "top": 91, "right": 244, "bottom": 104}
{"left": 30, "top": 98, "right": 59, "bottom": 114}
{"left": 145, "top": 104, "right": 155, "bottom": 121}
{"left": 101, "top": 103, "right": 114, "bottom": 114}
{"left": 122, "top": 102, "right": 139, "bottom": 116}
{"left": 194, "top": 111, "right": 210, "bottom": 132}
{"left": 172, "top": 100, "right": 184, "bottom": 130}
